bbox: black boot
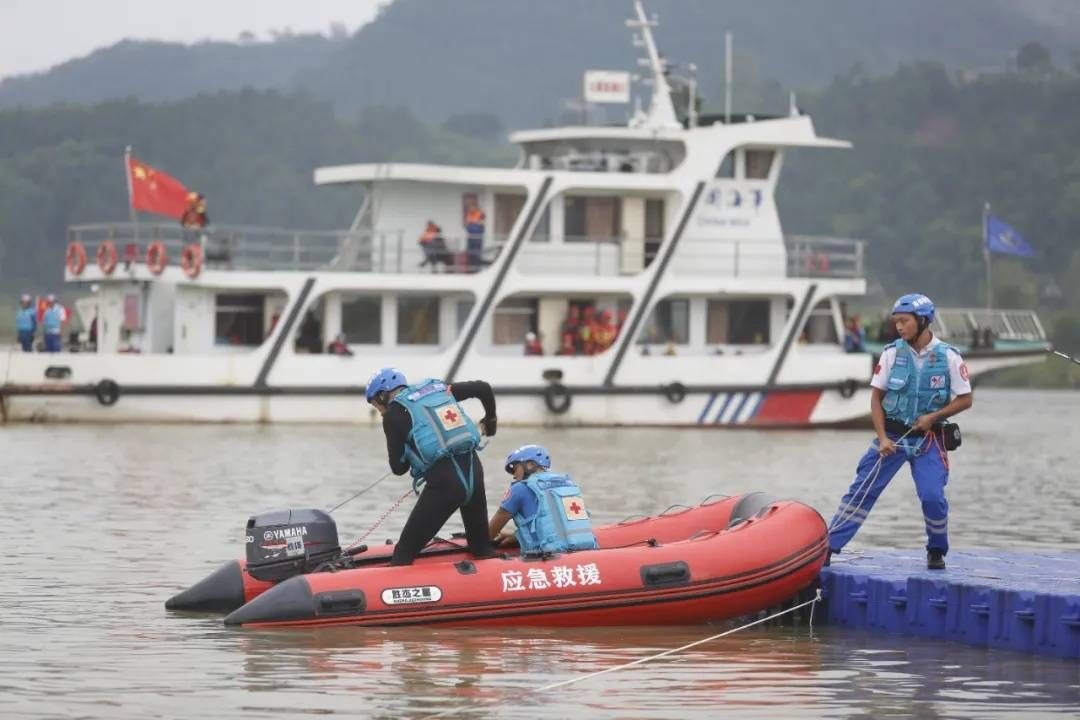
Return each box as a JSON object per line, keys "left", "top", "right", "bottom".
{"left": 927, "top": 549, "right": 946, "bottom": 570}
{"left": 824, "top": 548, "right": 833, "bottom": 567}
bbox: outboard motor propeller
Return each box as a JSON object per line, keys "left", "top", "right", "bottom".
{"left": 245, "top": 508, "right": 341, "bottom": 582}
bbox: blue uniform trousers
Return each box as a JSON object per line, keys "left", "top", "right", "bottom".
{"left": 828, "top": 432, "right": 950, "bottom": 554}
{"left": 18, "top": 330, "right": 34, "bottom": 351}
{"left": 44, "top": 333, "right": 61, "bottom": 353}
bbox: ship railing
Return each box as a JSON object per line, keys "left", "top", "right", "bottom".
{"left": 934, "top": 308, "right": 1048, "bottom": 345}
{"left": 518, "top": 235, "right": 625, "bottom": 274}
{"left": 66, "top": 223, "right": 509, "bottom": 273}
{"left": 784, "top": 235, "right": 865, "bottom": 278}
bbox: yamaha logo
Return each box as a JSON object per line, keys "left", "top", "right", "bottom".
{"left": 263, "top": 530, "right": 274, "bottom": 541}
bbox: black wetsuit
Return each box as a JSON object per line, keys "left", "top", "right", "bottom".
{"left": 383, "top": 380, "right": 497, "bottom": 566}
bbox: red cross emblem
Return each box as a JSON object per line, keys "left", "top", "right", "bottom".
{"left": 443, "top": 408, "right": 458, "bottom": 423}
{"left": 569, "top": 501, "right": 582, "bottom": 514}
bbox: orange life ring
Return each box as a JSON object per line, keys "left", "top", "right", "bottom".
{"left": 66, "top": 242, "right": 87, "bottom": 276}
{"left": 180, "top": 243, "right": 203, "bottom": 279}
{"left": 146, "top": 241, "right": 168, "bottom": 275}
{"left": 96, "top": 240, "right": 119, "bottom": 275}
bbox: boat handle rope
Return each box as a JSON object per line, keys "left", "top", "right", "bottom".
{"left": 420, "top": 589, "right": 823, "bottom": 720}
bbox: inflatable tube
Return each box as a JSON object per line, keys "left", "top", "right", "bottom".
{"left": 94, "top": 379, "right": 120, "bottom": 407}
{"left": 663, "top": 382, "right": 687, "bottom": 404}
{"left": 222, "top": 496, "right": 826, "bottom": 628}
{"left": 96, "top": 241, "right": 119, "bottom": 275}
{"left": 66, "top": 242, "right": 87, "bottom": 276}
{"left": 181, "top": 243, "right": 203, "bottom": 279}
{"left": 543, "top": 383, "right": 572, "bottom": 414}
{"left": 146, "top": 241, "right": 168, "bottom": 275}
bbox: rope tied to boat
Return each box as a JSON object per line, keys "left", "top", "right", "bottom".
{"left": 827, "top": 427, "right": 915, "bottom": 535}
{"left": 420, "top": 589, "right": 823, "bottom": 719}
{"left": 345, "top": 488, "right": 414, "bottom": 549}
{"left": 327, "top": 471, "right": 394, "bottom": 514}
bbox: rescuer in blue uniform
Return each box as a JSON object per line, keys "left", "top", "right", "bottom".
{"left": 366, "top": 367, "right": 498, "bottom": 566}
{"left": 16, "top": 294, "right": 36, "bottom": 351}
{"left": 827, "top": 294, "right": 973, "bottom": 570}
{"left": 488, "top": 444, "right": 598, "bottom": 556}
{"left": 42, "top": 294, "right": 64, "bottom": 353}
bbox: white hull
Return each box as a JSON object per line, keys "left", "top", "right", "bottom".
{"left": 0, "top": 385, "right": 872, "bottom": 426}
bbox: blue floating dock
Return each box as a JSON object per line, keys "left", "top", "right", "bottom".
{"left": 818, "top": 549, "right": 1080, "bottom": 660}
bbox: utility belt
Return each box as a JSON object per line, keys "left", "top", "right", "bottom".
{"left": 885, "top": 418, "right": 962, "bottom": 451}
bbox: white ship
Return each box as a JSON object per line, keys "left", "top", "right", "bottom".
{"left": 0, "top": 2, "right": 1049, "bottom": 426}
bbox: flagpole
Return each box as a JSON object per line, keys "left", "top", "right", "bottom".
{"left": 125, "top": 146, "right": 139, "bottom": 244}
{"left": 983, "top": 202, "right": 992, "bottom": 310}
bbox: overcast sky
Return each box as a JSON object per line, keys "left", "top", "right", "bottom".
{"left": 0, "top": 0, "right": 386, "bottom": 80}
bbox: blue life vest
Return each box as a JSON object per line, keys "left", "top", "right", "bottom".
{"left": 514, "top": 472, "right": 598, "bottom": 556}
{"left": 16, "top": 308, "right": 36, "bottom": 333}
{"left": 392, "top": 379, "right": 481, "bottom": 498}
{"left": 881, "top": 339, "right": 955, "bottom": 425}
{"left": 42, "top": 306, "right": 63, "bottom": 334}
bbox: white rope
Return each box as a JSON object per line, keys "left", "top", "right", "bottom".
{"left": 420, "top": 589, "right": 822, "bottom": 719}
{"left": 827, "top": 428, "right": 917, "bottom": 535}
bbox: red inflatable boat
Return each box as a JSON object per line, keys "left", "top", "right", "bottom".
{"left": 195, "top": 493, "right": 826, "bottom": 629}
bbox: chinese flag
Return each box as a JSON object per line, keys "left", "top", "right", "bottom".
{"left": 127, "top": 154, "right": 190, "bottom": 219}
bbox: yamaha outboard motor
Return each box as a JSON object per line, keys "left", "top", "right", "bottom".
{"left": 245, "top": 508, "right": 341, "bottom": 583}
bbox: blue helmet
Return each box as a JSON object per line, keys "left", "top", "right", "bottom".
{"left": 504, "top": 444, "right": 551, "bottom": 474}
{"left": 365, "top": 367, "right": 407, "bottom": 403}
{"left": 891, "top": 293, "right": 935, "bottom": 323}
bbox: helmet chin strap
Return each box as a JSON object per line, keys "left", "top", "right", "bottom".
{"left": 913, "top": 316, "right": 931, "bottom": 345}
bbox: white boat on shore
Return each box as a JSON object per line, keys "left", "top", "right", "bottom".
{"left": 0, "top": 2, "right": 1049, "bottom": 426}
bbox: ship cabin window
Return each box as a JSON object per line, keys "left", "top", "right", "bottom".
{"left": 801, "top": 299, "right": 839, "bottom": 344}
{"left": 639, "top": 298, "right": 689, "bottom": 347}
{"left": 493, "top": 297, "right": 538, "bottom": 345}
{"left": 715, "top": 151, "right": 735, "bottom": 179}
{"left": 745, "top": 149, "right": 775, "bottom": 180}
{"left": 398, "top": 297, "right": 440, "bottom": 345}
{"left": 494, "top": 193, "right": 526, "bottom": 244}
{"left": 214, "top": 293, "right": 265, "bottom": 347}
{"left": 707, "top": 300, "right": 771, "bottom": 345}
{"left": 341, "top": 295, "right": 381, "bottom": 344}
{"left": 564, "top": 196, "right": 621, "bottom": 242}
{"left": 645, "top": 198, "right": 665, "bottom": 266}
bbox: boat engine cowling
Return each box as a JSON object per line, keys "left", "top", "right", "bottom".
{"left": 245, "top": 508, "right": 341, "bottom": 583}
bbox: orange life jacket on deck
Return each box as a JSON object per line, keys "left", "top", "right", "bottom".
{"left": 465, "top": 208, "right": 485, "bottom": 226}
{"left": 420, "top": 224, "right": 441, "bottom": 245}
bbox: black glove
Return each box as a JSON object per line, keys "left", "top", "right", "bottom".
{"left": 481, "top": 415, "right": 497, "bottom": 437}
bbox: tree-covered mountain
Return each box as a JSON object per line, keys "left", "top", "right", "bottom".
{"left": 3, "top": 0, "right": 1080, "bottom": 128}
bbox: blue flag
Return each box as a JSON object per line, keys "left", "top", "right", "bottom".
{"left": 985, "top": 214, "right": 1035, "bottom": 257}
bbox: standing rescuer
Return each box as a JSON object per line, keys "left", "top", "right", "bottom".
{"left": 16, "top": 294, "right": 37, "bottom": 351}
{"left": 366, "top": 368, "right": 498, "bottom": 566}
{"left": 827, "top": 293, "right": 973, "bottom": 570}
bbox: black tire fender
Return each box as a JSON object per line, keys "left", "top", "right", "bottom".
{"left": 543, "top": 383, "right": 572, "bottom": 415}
{"left": 662, "top": 382, "right": 687, "bottom": 404}
{"left": 839, "top": 379, "right": 858, "bottom": 399}
{"left": 94, "top": 378, "right": 120, "bottom": 407}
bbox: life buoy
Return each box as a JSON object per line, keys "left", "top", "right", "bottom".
{"left": 839, "top": 379, "right": 858, "bottom": 399}
{"left": 543, "top": 383, "right": 572, "bottom": 414}
{"left": 663, "top": 382, "right": 687, "bottom": 404}
{"left": 94, "top": 378, "right": 120, "bottom": 407}
{"left": 181, "top": 243, "right": 203, "bottom": 279}
{"left": 96, "top": 240, "right": 119, "bottom": 275}
{"left": 66, "top": 242, "right": 87, "bottom": 276}
{"left": 146, "top": 241, "right": 168, "bottom": 275}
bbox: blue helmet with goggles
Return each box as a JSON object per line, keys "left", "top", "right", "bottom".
{"left": 504, "top": 444, "right": 551, "bottom": 474}
{"left": 365, "top": 367, "right": 407, "bottom": 403}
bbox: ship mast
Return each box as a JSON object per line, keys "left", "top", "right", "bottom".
{"left": 627, "top": 0, "right": 681, "bottom": 130}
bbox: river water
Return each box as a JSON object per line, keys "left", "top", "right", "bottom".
{"left": 1, "top": 388, "right": 1077, "bottom": 718}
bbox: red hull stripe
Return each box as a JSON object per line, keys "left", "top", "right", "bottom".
{"left": 752, "top": 390, "right": 822, "bottom": 424}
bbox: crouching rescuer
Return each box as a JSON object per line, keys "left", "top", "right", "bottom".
{"left": 489, "top": 444, "right": 599, "bottom": 556}
{"left": 827, "top": 294, "right": 973, "bottom": 570}
{"left": 366, "top": 368, "right": 498, "bottom": 566}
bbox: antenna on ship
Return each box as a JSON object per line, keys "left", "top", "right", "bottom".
{"left": 626, "top": 0, "right": 680, "bottom": 130}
